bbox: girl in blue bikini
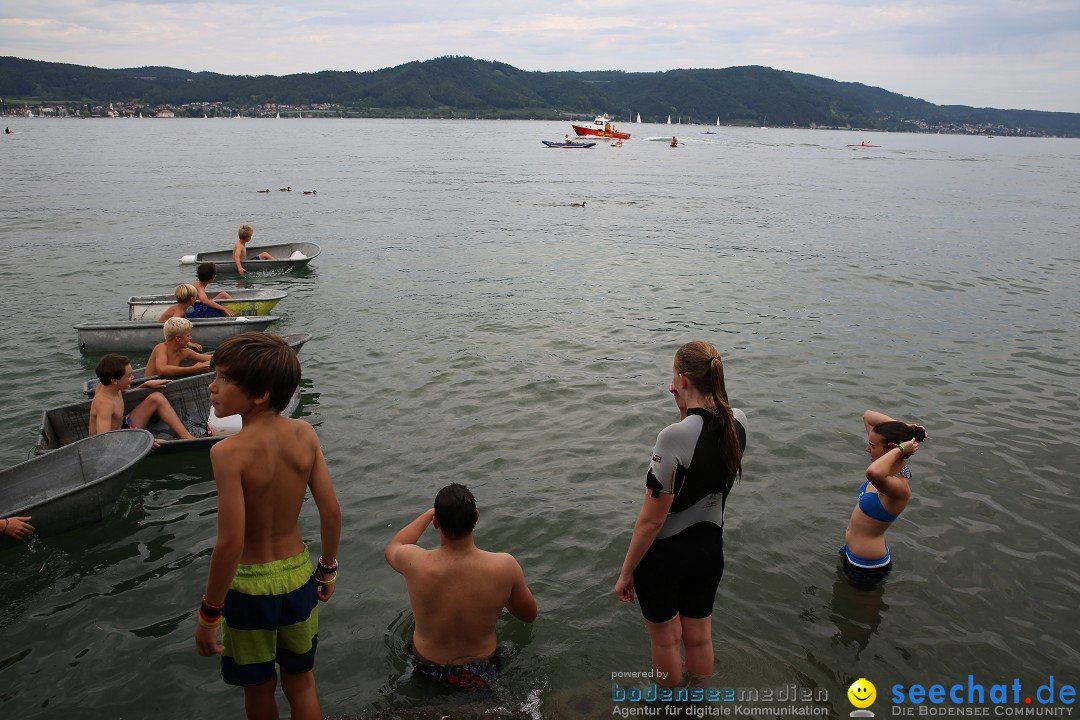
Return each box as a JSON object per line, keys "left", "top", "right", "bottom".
{"left": 841, "top": 410, "right": 927, "bottom": 586}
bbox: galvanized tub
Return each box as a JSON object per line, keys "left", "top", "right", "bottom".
{"left": 38, "top": 371, "right": 302, "bottom": 455}
{"left": 81, "top": 332, "right": 313, "bottom": 396}
{"left": 0, "top": 429, "right": 154, "bottom": 538}
{"left": 127, "top": 289, "right": 288, "bottom": 320}
{"left": 74, "top": 316, "right": 279, "bottom": 352}
{"left": 179, "top": 242, "right": 321, "bottom": 274}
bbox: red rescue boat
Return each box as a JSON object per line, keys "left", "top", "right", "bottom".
{"left": 572, "top": 124, "right": 631, "bottom": 140}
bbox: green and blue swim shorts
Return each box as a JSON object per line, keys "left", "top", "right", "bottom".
{"left": 221, "top": 547, "right": 319, "bottom": 686}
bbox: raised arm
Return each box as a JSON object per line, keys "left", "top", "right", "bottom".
{"left": 863, "top": 409, "right": 896, "bottom": 435}
{"left": 384, "top": 509, "right": 435, "bottom": 571}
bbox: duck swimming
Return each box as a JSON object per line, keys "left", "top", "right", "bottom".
{"left": 570, "top": 201, "right": 586, "bottom": 207}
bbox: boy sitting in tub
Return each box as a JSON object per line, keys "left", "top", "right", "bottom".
{"left": 146, "top": 317, "right": 212, "bottom": 378}
{"left": 89, "top": 354, "right": 193, "bottom": 440}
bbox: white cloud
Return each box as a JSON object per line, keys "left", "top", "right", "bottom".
{"left": 1, "top": 0, "right": 1078, "bottom": 111}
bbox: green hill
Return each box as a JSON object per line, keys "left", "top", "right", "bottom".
{"left": 2, "top": 55, "right": 1077, "bottom": 136}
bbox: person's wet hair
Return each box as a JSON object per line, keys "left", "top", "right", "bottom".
{"left": 175, "top": 283, "right": 198, "bottom": 303}
{"left": 674, "top": 341, "right": 742, "bottom": 479}
{"left": 197, "top": 262, "right": 217, "bottom": 282}
{"left": 96, "top": 353, "right": 130, "bottom": 384}
{"left": 873, "top": 421, "right": 926, "bottom": 445}
{"left": 434, "top": 483, "right": 477, "bottom": 539}
{"left": 211, "top": 332, "right": 300, "bottom": 412}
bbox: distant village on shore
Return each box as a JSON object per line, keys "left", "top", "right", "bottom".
{"left": 3, "top": 100, "right": 1035, "bottom": 137}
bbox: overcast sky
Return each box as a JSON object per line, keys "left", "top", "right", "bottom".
{"left": 3, "top": 1, "right": 1079, "bottom": 113}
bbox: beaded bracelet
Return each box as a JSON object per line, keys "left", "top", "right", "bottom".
{"left": 317, "top": 557, "right": 338, "bottom": 575}
{"left": 200, "top": 601, "right": 223, "bottom": 621}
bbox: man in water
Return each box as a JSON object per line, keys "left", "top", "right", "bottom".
{"left": 384, "top": 483, "right": 537, "bottom": 689}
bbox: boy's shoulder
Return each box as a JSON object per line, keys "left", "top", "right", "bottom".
{"left": 89, "top": 385, "right": 119, "bottom": 406}
{"left": 231, "top": 414, "right": 318, "bottom": 445}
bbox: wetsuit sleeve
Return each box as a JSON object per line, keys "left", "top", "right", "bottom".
{"left": 645, "top": 418, "right": 699, "bottom": 498}
{"left": 732, "top": 408, "right": 747, "bottom": 435}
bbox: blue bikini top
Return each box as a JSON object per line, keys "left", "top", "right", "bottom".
{"left": 857, "top": 466, "right": 910, "bottom": 523}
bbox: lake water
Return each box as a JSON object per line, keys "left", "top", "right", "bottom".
{"left": 1, "top": 118, "right": 1078, "bottom": 719}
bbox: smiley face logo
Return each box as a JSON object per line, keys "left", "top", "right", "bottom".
{"left": 848, "top": 678, "right": 877, "bottom": 709}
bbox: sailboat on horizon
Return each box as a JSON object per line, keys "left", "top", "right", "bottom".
{"left": 667, "top": 115, "right": 671, "bottom": 124}
{"left": 636, "top": 112, "right": 641, "bottom": 123}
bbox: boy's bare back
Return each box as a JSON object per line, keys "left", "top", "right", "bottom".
{"left": 211, "top": 413, "right": 330, "bottom": 566}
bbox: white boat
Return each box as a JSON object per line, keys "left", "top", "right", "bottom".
{"left": 636, "top": 112, "right": 641, "bottom": 124}
{"left": 667, "top": 115, "right": 671, "bottom": 125}
{"left": 594, "top": 113, "right": 612, "bottom": 126}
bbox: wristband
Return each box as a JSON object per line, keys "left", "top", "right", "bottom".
{"left": 198, "top": 606, "right": 223, "bottom": 628}
{"left": 315, "top": 573, "right": 338, "bottom": 587}
{"left": 318, "top": 557, "right": 338, "bottom": 575}
{"left": 895, "top": 444, "right": 907, "bottom": 458}
{"left": 197, "top": 613, "right": 222, "bottom": 629}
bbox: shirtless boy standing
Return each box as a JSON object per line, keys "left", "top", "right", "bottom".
{"left": 146, "top": 317, "right": 211, "bottom": 377}
{"left": 195, "top": 333, "right": 341, "bottom": 720}
{"left": 233, "top": 224, "right": 275, "bottom": 277}
{"left": 88, "top": 354, "right": 193, "bottom": 439}
{"left": 385, "top": 483, "right": 537, "bottom": 689}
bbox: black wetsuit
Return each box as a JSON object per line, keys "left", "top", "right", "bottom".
{"left": 633, "top": 407, "right": 747, "bottom": 623}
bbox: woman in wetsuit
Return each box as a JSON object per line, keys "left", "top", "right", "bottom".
{"left": 615, "top": 341, "right": 746, "bottom": 686}
{"left": 841, "top": 410, "right": 927, "bottom": 586}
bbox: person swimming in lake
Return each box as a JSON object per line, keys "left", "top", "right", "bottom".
{"left": 615, "top": 341, "right": 746, "bottom": 687}
{"left": 840, "top": 410, "right": 928, "bottom": 588}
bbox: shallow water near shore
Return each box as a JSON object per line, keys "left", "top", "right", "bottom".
{"left": 1, "top": 118, "right": 1078, "bottom": 719}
